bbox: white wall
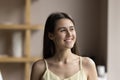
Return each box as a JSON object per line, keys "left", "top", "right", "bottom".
{"left": 108, "top": 0, "right": 120, "bottom": 80}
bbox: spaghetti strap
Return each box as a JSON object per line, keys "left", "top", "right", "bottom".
{"left": 42, "top": 57, "right": 87, "bottom": 80}
{"left": 44, "top": 59, "right": 48, "bottom": 70}
{"left": 80, "top": 56, "right": 83, "bottom": 70}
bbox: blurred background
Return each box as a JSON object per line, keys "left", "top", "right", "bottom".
{"left": 0, "top": 0, "right": 119, "bottom": 80}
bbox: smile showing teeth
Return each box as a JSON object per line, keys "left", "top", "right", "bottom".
{"left": 65, "top": 39, "right": 73, "bottom": 42}
{"left": 65, "top": 40, "right": 71, "bottom": 42}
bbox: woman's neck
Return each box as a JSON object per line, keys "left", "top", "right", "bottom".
{"left": 53, "top": 49, "right": 74, "bottom": 63}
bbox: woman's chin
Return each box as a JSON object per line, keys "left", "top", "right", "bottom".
{"left": 64, "top": 45, "right": 74, "bottom": 49}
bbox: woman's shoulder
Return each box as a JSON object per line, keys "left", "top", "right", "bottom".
{"left": 81, "top": 57, "right": 97, "bottom": 77}
{"left": 31, "top": 59, "right": 46, "bottom": 80}
{"left": 81, "top": 57, "right": 96, "bottom": 66}
{"left": 32, "top": 59, "right": 46, "bottom": 74}
{"left": 81, "top": 57, "right": 96, "bottom": 70}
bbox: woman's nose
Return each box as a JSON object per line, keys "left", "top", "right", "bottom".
{"left": 66, "top": 30, "right": 72, "bottom": 37}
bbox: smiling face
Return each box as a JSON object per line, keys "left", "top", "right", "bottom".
{"left": 49, "top": 18, "right": 76, "bottom": 50}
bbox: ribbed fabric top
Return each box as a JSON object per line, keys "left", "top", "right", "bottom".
{"left": 42, "top": 57, "right": 87, "bottom": 80}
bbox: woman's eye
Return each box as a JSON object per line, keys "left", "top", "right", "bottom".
{"left": 70, "top": 28, "right": 74, "bottom": 31}
{"left": 60, "top": 29, "right": 66, "bottom": 32}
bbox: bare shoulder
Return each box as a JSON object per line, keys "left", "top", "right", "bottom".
{"left": 82, "top": 57, "right": 96, "bottom": 67}
{"left": 31, "top": 59, "right": 46, "bottom": 80}
{"left": 82, "top": 57, "right": 98, "bottom": 80}
{"left": 32, "top": 59, "right": 45, "bottom": 71}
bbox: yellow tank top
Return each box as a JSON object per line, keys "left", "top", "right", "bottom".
{"left": 42, "top": 57, "right": 87, "bottom": 80}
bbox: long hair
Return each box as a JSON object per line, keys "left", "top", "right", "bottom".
{"left": 43, "top": 12, "right": 80, "bottom": 59}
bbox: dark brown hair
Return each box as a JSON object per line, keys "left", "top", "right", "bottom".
{"left": 43, "top": 12, "right": 79, "bottom": 59}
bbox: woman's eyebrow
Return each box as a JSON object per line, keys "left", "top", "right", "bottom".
{"left": 57, "top": 27, "right": 66, "bottom": 30}
{"left": 57, "top": 26, "right": 74, "bottom": 30}
{"left": 69, "top": 26, "right": 74, "bottom": 28}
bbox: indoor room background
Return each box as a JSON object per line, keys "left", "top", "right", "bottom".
{"left": 0, "top": 0, "right": 119, "bottom": 80}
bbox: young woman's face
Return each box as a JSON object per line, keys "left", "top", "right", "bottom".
{"left": 49, "top": 18, "right": 76, "bottom": 50}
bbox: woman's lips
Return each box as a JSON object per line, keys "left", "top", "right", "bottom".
{"left": 64, "top": 38, "right": 73, "bottom": 42}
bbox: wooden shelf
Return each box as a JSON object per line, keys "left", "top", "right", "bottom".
{"left": 0, "top": 0, "right": 42, "bottom": 80}
{"left": 0, "top": 57, "right": 41, "bottom": 63}
{"left": 0, "top": 24, "right": 44, "bottom": 30}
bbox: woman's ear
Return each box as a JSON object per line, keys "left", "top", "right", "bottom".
{"left": 48, "top": 33, "right": 54, "bottom": 40}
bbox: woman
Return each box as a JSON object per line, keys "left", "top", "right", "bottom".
{"left": 30, "top": 12, "right": 98, "bottom": 80}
